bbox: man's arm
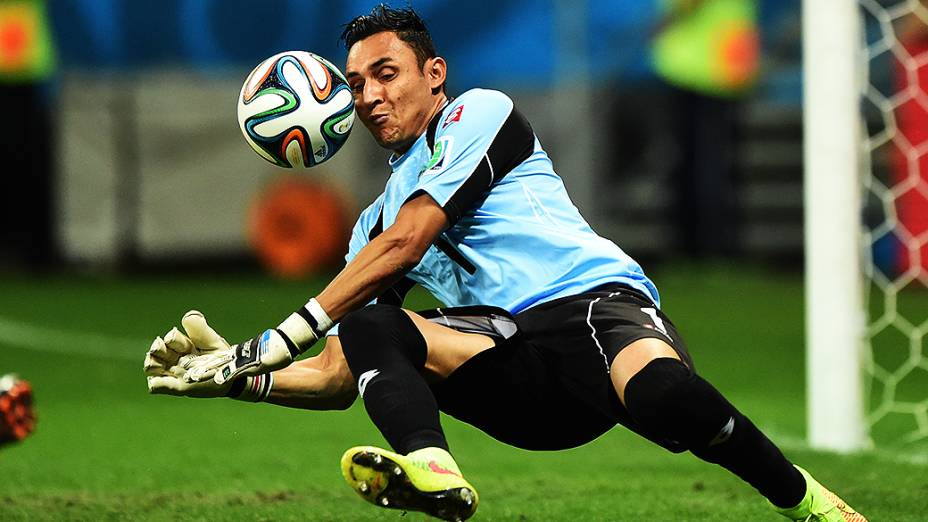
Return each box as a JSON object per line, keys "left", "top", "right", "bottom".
{"left": 179, "top": 192, "right": 448, "bottom": 385}
{"left": 266, "top": 337, "right": 357, "bottom": 410}
{"left": 146, "top": 317, "right": 358, "bottom": 410}
{"left": 239, "top": 195, "right": 446, "bottom": 402}
{"left": 316, "top": 192, "right": 447, "bottom": 321}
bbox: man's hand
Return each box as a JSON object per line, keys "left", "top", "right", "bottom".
{"left": 150, "top": 298, "right": 334, "bottom": 390}
{"left": 144, "top": 311, "right": 235, "bottom": 398}
{"left": 182, "top": 328, "right": 295, "bottom": 386}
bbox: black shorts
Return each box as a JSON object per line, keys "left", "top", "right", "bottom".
{"left": 421, "top": 284, "right": 693, "bottom": 452}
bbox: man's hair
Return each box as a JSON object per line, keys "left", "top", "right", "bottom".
{"left": 340, "top": 4, "right": 439, "bottom": 71}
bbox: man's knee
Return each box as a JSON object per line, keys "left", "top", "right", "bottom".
{"left": 623, "top": 357, "right": 739, "bottom": 454}
{"left": 610, "top": 337, "right": 682, "bottom": 404}
{"left": 339, "top": 304, "right": 428, "bottom": 369}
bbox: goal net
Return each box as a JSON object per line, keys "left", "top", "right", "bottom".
{"left": 805, "top": 0, "right": 928, "bottom": 453}
{"left": 859, "top": 0, "right": 928, "bottom": 450}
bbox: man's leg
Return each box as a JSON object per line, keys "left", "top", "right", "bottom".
{"left": 337, "top": 304, "right": 494, "bottom": 521}
{"left": 612, "top": 338, "right": 865, "bottom": 521}
{"left": 338, "top": 304, "right": 495, "bottom": 453}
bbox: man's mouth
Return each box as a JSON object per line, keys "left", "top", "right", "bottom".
{"left": 370, "top": 113, "right": 389, "bottom": 126}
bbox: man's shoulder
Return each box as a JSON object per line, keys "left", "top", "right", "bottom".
{"left": 455, "top": 88, "right": 512, "bottom": 105}
{"left": 443, "top": 88, "right": 514, "bottom": 126}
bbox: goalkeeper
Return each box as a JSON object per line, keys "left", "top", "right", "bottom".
{"left": 145, "top": 5, "right": 866, "bottom": 522}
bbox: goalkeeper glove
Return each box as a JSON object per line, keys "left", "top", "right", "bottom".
{"left": 144, "top": 311, "right": 272, "bottom": 401}
{"left": 183, "top": 298, "right": 334, "bottom": 386}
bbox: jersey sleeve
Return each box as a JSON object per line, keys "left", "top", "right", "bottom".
{"left": 411, "top": 89, "right": 537, "bottom": 225}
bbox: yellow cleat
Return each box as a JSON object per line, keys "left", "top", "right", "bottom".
{"left": 775, "top": 466, "right": 867, "bottom": 522}
{"left": 341, "top": 445, "right": 478, "bottom": 521}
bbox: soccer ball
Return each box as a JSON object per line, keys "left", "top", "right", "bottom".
{"left": 237, "top": 51, "right": 355, "bottom": 168}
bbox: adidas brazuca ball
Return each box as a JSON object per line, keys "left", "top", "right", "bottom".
{"left": 237, "top": 51, "right": 355, "bottom": 168}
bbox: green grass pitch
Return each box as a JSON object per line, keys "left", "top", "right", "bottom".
{"left": 0, "top": 264, "right": 925, "bottom": 521}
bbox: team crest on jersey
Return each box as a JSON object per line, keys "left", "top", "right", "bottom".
{"left": 421, "top": 136, "right": 454, "bottom": 175}
{"left": 442, "top": 105, "right": 463, "bottom": 128}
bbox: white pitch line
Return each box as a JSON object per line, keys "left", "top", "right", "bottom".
{"left": 0, "top": 316, "right": 145, "bottom": 362}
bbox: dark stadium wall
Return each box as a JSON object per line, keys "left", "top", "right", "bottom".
{"left": 47, "top": 1, "right": 805, "bottom": 267}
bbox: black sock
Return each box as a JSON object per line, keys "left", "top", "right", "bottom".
{"left": 339, "top": 304, "right": 448, "bottom": 454}
{"left": 623, "top": 358, "right": 806, "bottom": 508}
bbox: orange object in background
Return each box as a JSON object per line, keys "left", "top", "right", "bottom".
{"left": 249, "top": 176, "right": 351, "bottom": 278}
{"left": 716, "top": 21, "right": 759, "bottom": 91}
{"left": 0, "top": 0, "right": 54, "bottom": 81}
{"left": 893, "top": 38, "right": 928, "bottom": 277}
{"left": 0, "top": 375, "right": 35, "bottom": 447}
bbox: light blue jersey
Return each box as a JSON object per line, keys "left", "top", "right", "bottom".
{"left": 341, "top": 88, "right": 658, "bottom": 319}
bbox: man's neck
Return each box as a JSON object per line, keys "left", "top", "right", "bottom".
{"left": 392, "top": 94, "right": 449, "bottom": 156}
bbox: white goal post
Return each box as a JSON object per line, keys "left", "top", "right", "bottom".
{"left": 802, "top": 0, "right": 868, "bottom": 452}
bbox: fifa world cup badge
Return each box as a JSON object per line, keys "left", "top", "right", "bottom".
{"left": 421, "top": 136, "right": 454, "bottom": 176}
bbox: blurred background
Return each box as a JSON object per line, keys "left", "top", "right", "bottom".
{"left": 0, "top": 0, "right": 805, "bottom": 275}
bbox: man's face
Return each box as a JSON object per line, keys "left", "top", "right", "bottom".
{"left": 345, "top": 31, "right": 443, "bottom": 153}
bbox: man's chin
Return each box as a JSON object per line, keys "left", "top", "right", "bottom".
{"left": 375, "top": 131, "right": 414, "bottom": 153}
{"left": 372, "top": 130, "right": 396, "bottom": 146}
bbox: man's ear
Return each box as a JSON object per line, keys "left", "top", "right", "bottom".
{"left": 426, "top": 56, "right": 447, "bottom": 93}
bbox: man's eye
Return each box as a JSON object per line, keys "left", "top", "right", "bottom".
{"left": 379, "top": 72, "right": 395, "bottom": 81}
{"left": 350, "top": 83, "right": 363, "bottom": 93}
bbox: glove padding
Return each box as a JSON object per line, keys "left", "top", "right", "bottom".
{"left": 144, "top": 310, "right": 235, "bottom": 397}
{"left": 181, "top": 328, "right": 294, "bottom": 386}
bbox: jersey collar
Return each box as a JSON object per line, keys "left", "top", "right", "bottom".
{"left": 388, "top": 98, "right": 453, "bottom": 170}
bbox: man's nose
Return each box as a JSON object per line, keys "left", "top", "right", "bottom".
{"left": 362, "top": 81, "right": 384, "bottom": 109}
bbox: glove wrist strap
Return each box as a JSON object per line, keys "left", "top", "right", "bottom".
{"left": 227, "top": 374, "right": 273, "bottom": 402}
{"left": 277, "top": 298, "right": 334, "bottom": 353}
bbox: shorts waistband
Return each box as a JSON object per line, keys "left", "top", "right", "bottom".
{"left": 519, "top": 283, "right": 652, "bottom": 315}
{"left": 587, "top": 283, "right": 653, "bottom": 303}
